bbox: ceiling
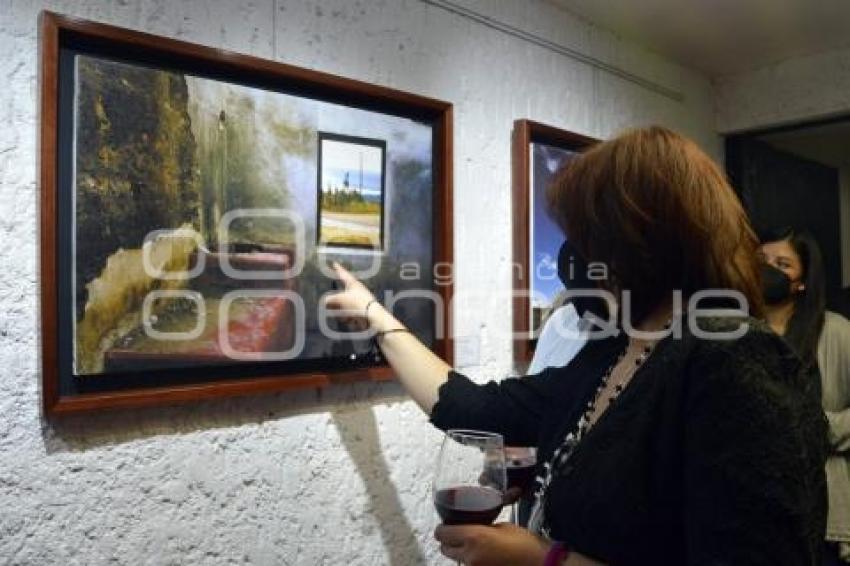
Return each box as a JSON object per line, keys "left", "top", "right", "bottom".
{"left": 546, "top": 0, "right": 850, "bottom": 77}
{"left": 759, "top": 120, "right": 850, "bottom": 168}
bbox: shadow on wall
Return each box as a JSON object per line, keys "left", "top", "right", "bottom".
{"left": 332, "top": 407, "right": 428, "bottom": 566}
{"left": 40, "top": 380, "right": 407, "bottom": 453}
{"left": 39, "top": 381, "right": 428, "bottom": 565}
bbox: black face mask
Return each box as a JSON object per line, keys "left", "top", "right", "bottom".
{"left": 761, "top": 263, "right": 793, "bottom": 305}
{"left": 557, "top": 240, "right": 608, "bottom": 319}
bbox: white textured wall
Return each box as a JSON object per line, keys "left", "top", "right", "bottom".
{"left": 0, "top": 1, "right": 719, "bottom": 564}
{"left": 714, "top": 45, "right": 850, "bottom": 133}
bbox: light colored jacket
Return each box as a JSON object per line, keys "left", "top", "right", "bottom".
{"left": 818, "top": 311, "right": 850, "bottom": 544}
{"left": 527, "top": 303, "right": 588, "bottom": 375}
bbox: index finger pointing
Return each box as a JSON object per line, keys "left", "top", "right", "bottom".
{"left": 332, "top": 261, "right": 356, "bottom": 285}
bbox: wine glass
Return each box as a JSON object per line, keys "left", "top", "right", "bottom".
{"left": 504, "top": 446, "right": 537, "bottom": 525}
{"left": 433, "top": 429, "right": 507, "bottom": 526}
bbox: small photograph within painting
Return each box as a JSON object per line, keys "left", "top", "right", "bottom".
{"left": 317, "top": 134, "right": 386, "bottom": 250}
{"left": 530, "top": 142, "right": 578, "bottom": 333}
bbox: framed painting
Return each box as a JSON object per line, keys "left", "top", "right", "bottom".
{"left": 39, "top": 12, "right": 454, "bottom": 415}
{"left": 511, "top": 120, "right": 596, "bottom": 364}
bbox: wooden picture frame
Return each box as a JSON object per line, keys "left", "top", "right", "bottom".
{"left": 39, "top": 11, "right": 454, "bottom": 416}
{"left": 511, "top": 120, "right": 596, "bottom": 364}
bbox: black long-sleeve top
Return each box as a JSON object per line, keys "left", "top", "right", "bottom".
{"left": 430, "top": 316, "right": 828, "bottom": 565}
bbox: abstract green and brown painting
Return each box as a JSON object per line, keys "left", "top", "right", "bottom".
{"left": 70, "top": 54, "right": 434, "bottom": 376}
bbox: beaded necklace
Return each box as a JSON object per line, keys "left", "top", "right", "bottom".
{"left": 527, "top": 321, "right": 672, "bottom": 537}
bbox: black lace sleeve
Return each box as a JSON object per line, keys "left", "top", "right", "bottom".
{"left": 428, "top": 370, "right": 557, "bottom": 446}
{"left": 683, "top": 329, "right": 828, "bottom": 565}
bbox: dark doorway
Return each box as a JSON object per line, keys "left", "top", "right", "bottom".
{"left": 726, "top": 120, "right": 850, "bottom": 317}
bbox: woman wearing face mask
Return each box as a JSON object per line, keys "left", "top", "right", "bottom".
{"left": 759, "top": 227, "right": 850, "bottom": 565}
{"left": 326, "top": 126, "right": 828, "bottom": 565}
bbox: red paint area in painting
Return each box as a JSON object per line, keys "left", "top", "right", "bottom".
{"left": 104, "top": 251, "right": 298, "bottom": 371}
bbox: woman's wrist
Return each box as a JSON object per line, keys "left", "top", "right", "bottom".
{"left": 365, "top": 301, "right": 401, "bottom": 333}
{"left": 543, "top": 542, "right": 570, "bottom": 566}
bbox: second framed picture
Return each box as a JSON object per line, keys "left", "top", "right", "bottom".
{"left": 512, "top": 120, "right": 597, "bottom": 364}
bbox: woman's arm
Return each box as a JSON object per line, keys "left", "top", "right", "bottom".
{"left": 324, "top": 263, "right": 449, "bottom": 413}
{"left": 324, "top": 264, "right": 548, "bottom": 446}
{"left": 826, "top": 410, "right": 850, "bottom": 453}
{"left": 822, "top": 314, "right": 850, "bottom": 452}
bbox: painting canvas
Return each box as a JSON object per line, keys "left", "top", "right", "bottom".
{"left": 317, "top": 134, "right": 386, "bottom": 249}
{"left": 529, "top": 142, "right": 577, "bottom": 333}
{"left": 69, "top": 54, "right": 435, "bottom": 377}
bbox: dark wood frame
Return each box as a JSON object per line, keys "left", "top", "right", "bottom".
{"left": 511, "top": 119, "right": 596, "bottom": 364}
{"left": 39, "top": 11, "right": 454, "bottom": 416}
{"left": 315, "top": 132, "right": 387, "bottom": 251}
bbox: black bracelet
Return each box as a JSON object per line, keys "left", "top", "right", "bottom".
{"left": 375, "top": 328, "right": 410, "bottom": 340}
{"left": 364, "top": 299, "right": 379, "bottom": 321}
{"left": 369, "top": 328, "right": 411, "bottom": 362}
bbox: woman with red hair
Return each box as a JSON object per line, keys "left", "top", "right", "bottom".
{"left": 327, "top": 126, "right": 827, "bottom": 565}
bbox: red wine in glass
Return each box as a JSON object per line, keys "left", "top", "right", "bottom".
{"left": 504, "top": 446, "right": 537, "bottom": 525}
{"left": 434, "top": 485, "right": 504, "bottom": 525}
{"left": 505, "top": 447, "right": 537, "bottom": 495}
{"left": 433, "top": 430, "right": 507, "bottom": 526}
